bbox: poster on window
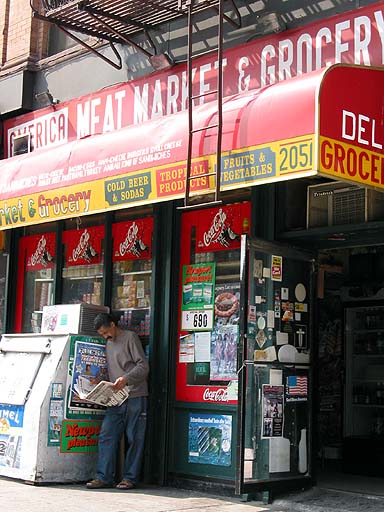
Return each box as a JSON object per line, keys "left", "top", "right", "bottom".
{"left": 210, "top": 324, "right": 238, "bottom": 381}
{"left": 181, "top": 262, "right": 216, "bottom": 331}
{"left": 262, "top": 385, "right": 284, "bottom": 438}
{"left": 188, "top": 413, "right": 232, "bottom": 466}
{"left": 214, "top": 283, "right": 240, "bottom": 326}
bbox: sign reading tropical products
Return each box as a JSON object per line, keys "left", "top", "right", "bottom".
{"left": 181, "top": 262, "right": 216, "bottom": 331}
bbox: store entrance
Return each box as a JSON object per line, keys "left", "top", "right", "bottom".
{"left": 236, "top": 236, "right": 315, "bottom": 496}
{"left": 317, "top": 246, "right": 384, "bottom": 485}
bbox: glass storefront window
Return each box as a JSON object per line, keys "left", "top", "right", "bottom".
{"left": 61, "top": 226, "right": 104, "bottom": 305}
{"left": 15, "top": 233, "right": 56, "bottom": 333}
{"left": 111, "top": 218, "right": 153, "bottom": 354}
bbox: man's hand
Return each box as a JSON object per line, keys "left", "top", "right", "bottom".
{"left": 113, "top": 376, "right": 127, "bottom": 390}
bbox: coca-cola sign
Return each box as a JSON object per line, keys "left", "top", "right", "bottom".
{"left": 112, "top": 217, "right": 153, "bottom": 261}
{"left": 72, "top": 229, "right": 97, "bottom": 263}
{"left": 26, "top": 233, "right": 56, "bottom": 271}
{"left": 119, "top": 222, "right": 148, "bottom": 258}
{"left": 196, "top": 203, "right": 250, "bottom": 252}
{"left": 30, "top": 235, "right": 53, "bottom": 267}
{"left": 63, "top": 225, "right": 103, "bottom": 266}
{"left": 203, "top": 388, "right": 229, "bottom": 402}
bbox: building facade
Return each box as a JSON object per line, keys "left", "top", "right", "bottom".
{"left": 0, "top": 0, "right": 384, "bottom": 498}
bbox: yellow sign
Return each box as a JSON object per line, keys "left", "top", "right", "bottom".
{"left": 319, "top": 136, "right": 384, "bottom": 189}
{"left": 0, "top": 135, "right": 316, "bottom": 229}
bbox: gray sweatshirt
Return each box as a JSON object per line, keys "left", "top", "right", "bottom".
{"left": 106, "top": 330, "right": 149, "bottom": 399}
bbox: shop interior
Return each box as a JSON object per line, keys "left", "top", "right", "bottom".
{"left": 278, "top": 178, "right": 384, "bottom": 490}
{"left": 317, "top": 247, "right": 384, "bottom": 480}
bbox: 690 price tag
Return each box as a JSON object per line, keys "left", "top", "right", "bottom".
{"left": 181, "top": 310, "right": 213, "bottom": 331}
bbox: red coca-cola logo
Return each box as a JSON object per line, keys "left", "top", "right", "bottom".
{"left": 30, "top": 235, "right": 47, "bottom": 266}
{"left": 202, "top": 388, "right": 228, "bottom": 402}
{"left": 203, "top": 209, "right": 227, "bottom": 246}
{"left": 119, "top": 222, "right": 139, "bottom": 256}
{"left": 72, "top": 230, "right": 90, "bottom": 262}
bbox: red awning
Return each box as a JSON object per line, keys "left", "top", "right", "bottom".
{"left": 0, "top": 64, "right": 382, "bottom": 229}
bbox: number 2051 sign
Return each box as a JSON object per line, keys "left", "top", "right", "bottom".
{"left": 181, "top": 309, "right": 214, "bottom": 331}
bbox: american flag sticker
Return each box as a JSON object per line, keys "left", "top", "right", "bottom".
{"left": 286, "top": 375, "right": 308, "bottom": 402}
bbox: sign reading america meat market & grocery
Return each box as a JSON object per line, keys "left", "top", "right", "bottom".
{"left": 4, "top": 2, "right": 384, "bottom": 157}
{"left": 2, "top": 64, "right": 384, "bottom": 229}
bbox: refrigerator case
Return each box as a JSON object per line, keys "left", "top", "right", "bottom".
{"left": 343, "top": 305, "right": 384, "bottom": 476}
{"left": 0, "top": 333, "right": 104, "bottom": 483}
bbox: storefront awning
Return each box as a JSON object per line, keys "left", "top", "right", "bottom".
{"left": 0, "top": 63, "right": 383, "bottom": 229}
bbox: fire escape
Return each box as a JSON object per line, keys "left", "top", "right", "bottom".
{"left": 31, "top": 0, "right": 243, "bottom": 208}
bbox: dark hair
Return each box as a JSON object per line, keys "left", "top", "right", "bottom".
{"left": 94, "top": 313, "right": 116, "bottom": 330}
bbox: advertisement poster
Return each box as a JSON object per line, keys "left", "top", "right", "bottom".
{"left": 262, "top": 385, "right": 284, "bottom": 438}
{"left": 112, "top": 217, "right": 153, "bottom": 261}
{"left": 25, "top": 233, "right": 56, "bottom": 271}
{"left": 69, "top": 340, "right": 108, "bottom": 412}
{"left": 66, "top": 336, "right": 107, "bottom": 419}
{"left": 181, "top": 262, "right": 216, "bottom": 331}
{"left": 271, "top": 255, "right": 283, "bottom": 281}
{"left": 210, "top": 324, "right": 239, "bottom": 381}
{"left": 47, "top": 398, "right": 64, "bottom": 446}
{"left": 179, "top": 334, "right": 195, "bottom": 363}
{"left": 214, "top": 283, "right": 240, "bottom": 326}
{"left": 60, "top": 420, "right": 101, "bottom": 454}
{"left": 62, "top": 226, "right": 104, "bottom": 266}
{"left": 0, "top": 404, "right": 24, "bottom": 468}
{"left": 195, "top": 205, "right": 248, "bottom": 252}
{"left": 188, "top": 413, "right": 232, "bottom": 466}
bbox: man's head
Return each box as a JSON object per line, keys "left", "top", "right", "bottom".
{"left": 94, "top": 313, "right": 119, "bottom": 341}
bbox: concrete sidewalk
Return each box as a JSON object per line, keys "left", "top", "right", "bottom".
{"left": 271, "top": 488, "right": 384, "bottom": 512}
{"left": 0, "top": 478, "right": 268, "bottom": 512}
{"left": 2, "top": 476, "right": 384, "bottom": 512}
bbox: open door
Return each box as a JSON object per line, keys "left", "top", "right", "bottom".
{"left": 236, "top": 236, "right": 315, "bottom": 497}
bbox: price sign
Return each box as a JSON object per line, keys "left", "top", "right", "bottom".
{"left": 181, "top": 309, "right": 213, "bottom": 331}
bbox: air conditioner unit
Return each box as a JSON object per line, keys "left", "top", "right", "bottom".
{"left": 12, "top": 133, "right": 31, "bottom": 157}
{"left": 307, "top": 181, "right": 384, "bottom": 228}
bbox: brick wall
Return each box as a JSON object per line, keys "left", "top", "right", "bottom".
{"left": 0, "top": 0, "right": 49, "bottom": 69}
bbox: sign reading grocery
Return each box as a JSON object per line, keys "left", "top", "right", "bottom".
{"left": 318, "top": 65, "right": 384, "bottom": 189}
{"left": 4, "top": 2, "right": 384, "bottom": 157}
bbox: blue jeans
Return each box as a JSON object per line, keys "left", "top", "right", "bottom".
{"left": 96, "top": 396, "right": 147, "bottom": 485}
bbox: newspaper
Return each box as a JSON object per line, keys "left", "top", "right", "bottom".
{"left": 73, "top": 377, "right": 129, "bottom": 407}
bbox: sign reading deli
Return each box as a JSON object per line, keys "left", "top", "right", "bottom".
{"left": 318, "top": 65, "right": 384, "bottom": 189}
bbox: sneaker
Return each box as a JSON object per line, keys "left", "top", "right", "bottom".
{"left": 86, "top": 478, "right": 113, "bottom": 489}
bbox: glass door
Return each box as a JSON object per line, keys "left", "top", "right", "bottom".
{"left": 236, "top": 237, "right": 314, "bottom": 495}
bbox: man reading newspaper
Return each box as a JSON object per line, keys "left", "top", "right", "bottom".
{"left": 86, "top": 313, "right": 149, "bottom": 490}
